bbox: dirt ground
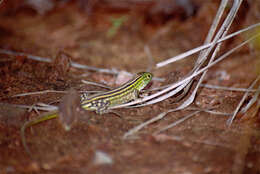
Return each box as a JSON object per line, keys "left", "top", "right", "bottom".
{"left": 0, "top": 1, "right": 260, "bottom": 174}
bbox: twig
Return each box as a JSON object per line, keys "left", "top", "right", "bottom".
{"left": 123, "top": 108, "right": 180, "bottom": 139}
{"left": 200, "top": 84, "right": 260, "bottom": 92}
{"left": 0, "top": 49, "right": 165, "bottom": 82}
{"left": 240, "top": 84, "right": 260, "bottom": 113}
{"left": 186, "top": 107, "right": 231, "bottom": 116}
{"left": 154, "top": 111, "right": 201, "bottom": 134}
{"left": 11, "top": 90, "right": 67, "bottom": 97}
{"left": 10, "top": 103, "right": 58, "bottom": 111}
{"left": 123, "top": 105, "right": 230, "bottom": 139}
{"left": 11, "top": 89, "right": 101, "bottom": 98}
{"left": 146, "top": 82, "right": 259, "bottom": 93}
{"left": 227, "top": 75, "right": 260, "bottom": 125}
{"left": 0, "top": 49, "right": 119, "bottom": 74}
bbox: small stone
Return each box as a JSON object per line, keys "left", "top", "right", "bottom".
{"left": 93, "top": 150, "right": 113, "bottom": 165}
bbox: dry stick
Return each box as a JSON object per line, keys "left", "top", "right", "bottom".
{"left": 186, "top": 107, "right": 231, "bottom": 116}
{"left": 27, "top": 103, "right": 58, "bottom": 114}
{"left": 11, "top": 76, "right": 114, "bottom": 98}
{"left": 155, "top": 111, "right": 201, "bottom": 135}
{"left": 201, "top": 83, "right": 260, "bottom": 119}
{"left": 147, "top": 83, "right": 260, "bottom": 93}
{"left": 123, "top": 108, "right": 179, "bottom": 139}
{"left": 200, "top": 84, "right": 260, "bottom": 92}
{"left": 123, "top": 107, "right": 230, "bottom": 139}
{"left": 227, "top": 75, "right": 260, "bottom": 126}
{"left": 0, "top": 49, "right": 119, "bottom": 75}
{"left": 11, "top": 90, "right": 101, "bottom": 98}
{"left": 10, "top": 103, "right": 58, "bottom": 111}
{"left": 27, "top": 104, "right": 40, "bottom": 115}
{"left": 11, "top": 90, "right": 67, "bottom": 97}
{"left": 0, "top": 49, "right": 164, "bottom": 82}
{"left": 240, "top": 84, "right": 260, "bottom": 114}
{"left": 124, "top": 110, "right": 201, "bottom": 138}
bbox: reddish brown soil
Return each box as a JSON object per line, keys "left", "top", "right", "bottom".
{"left": 0, "top": 1, "right": 260, "bottom": 174}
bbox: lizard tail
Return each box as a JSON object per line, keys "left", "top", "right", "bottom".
{"left": 21, "top": 110, "right": 58, "bottom": 158}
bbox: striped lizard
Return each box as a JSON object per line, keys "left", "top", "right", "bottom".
{"left": 21, "top": 72, "right": 153, "bottom": 156}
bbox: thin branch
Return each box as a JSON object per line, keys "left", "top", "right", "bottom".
{"left": 11, "top": 90, "right": 67, "bottom": 97}
{"left": 123, "top": 108, "right": 180, "bottom": 139}
{"left": 227, "top": 75, "right": 260, "bottom": 126}
{"left": 0, "top": 49, "right": 118, "bottom": 74}
{"left": 240, "top": 85, "right": 260, "bottom": 113}
{"left": 154, "top": 111, "right": 200, "bottom": 134}
{"left": 186, "top": 107, "right": 231, "bottom": 116}
{"left": 200, "top": 84, "right": 260, "bottom": 92}
{"left": 11, "top": 89, "right": 101, "bottom": 97}
{"left": 10, "top": 103, "right": 58, "bottom": 111}
{"left": 0, "top": 49, "right": 165, "bottom": 82}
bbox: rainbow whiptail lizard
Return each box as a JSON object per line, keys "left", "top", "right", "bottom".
{"left": 21, "top": 72, "right": 153, "bottom": 156}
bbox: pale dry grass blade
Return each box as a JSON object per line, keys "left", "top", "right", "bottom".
{"left": 11, "top": 103, "right": 58, "bottom": 111}
{"left": 180, "top": 0, "right": 242, "bottom": 110}
{"left": 154, "top": 111, "right": 200, "bottom": 134}
{"left": 227, "top": 75, "right": 260, "bottom": 125}
{"left": 240, "top": 85, "right": 260, "bottom": 114}
{"left": 156, "top": 23, "right": 260, "bottom": 68}
{"left": 123, "top": 109, "right": 179, "bottom": 139}
{"left": 0, "top": 49, "right": 119, "bottom": 74}
{"left": 12, "top": 90, "right": 67, "bottom": 97}
{"left": 123, "top": 105, "right": 231, "bottom": 139}
{"left": 196, "top": 0, "right": 228, "bottom": 66}
{"left": 200, "top": 84, "right": 260, "bottom": 92}
{"left": 187, "top": 107, "right": 231, "bottom": 116}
